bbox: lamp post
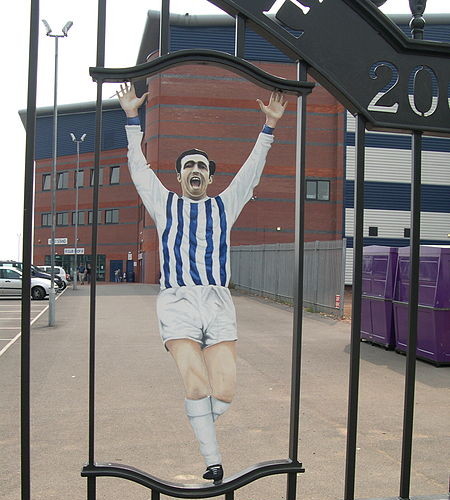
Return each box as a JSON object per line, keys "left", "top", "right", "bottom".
{"left": 42, "top": 19, "right": 73, "bottom": 326}
{"left": 70, "top": 133, "right": 86, "bottom": 290}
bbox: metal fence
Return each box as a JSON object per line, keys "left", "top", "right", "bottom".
{"left": 230, "top": 239, "right": 346, "bottom": 317}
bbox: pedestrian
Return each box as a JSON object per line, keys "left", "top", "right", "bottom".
{"left": 117, "top": 83, "right": 287, "bottom": 483}
{"left": 86, "top": 264, "right": 91, "bottom": 284}
{"left": 114, "top": 268, "right": 120, "bottom": 283}
{"left": 78, "top": 264, "right": 85, "bottom": 285}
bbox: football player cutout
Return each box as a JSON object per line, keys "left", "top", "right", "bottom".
{"left": 117, "top": 83, "right": 287, "bottom": 483}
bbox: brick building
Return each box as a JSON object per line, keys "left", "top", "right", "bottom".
{"left": 25, "top": 12, "right": 346, "bottom": 283}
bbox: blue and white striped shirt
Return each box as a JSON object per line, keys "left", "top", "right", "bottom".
{"left": 126, "top": 126, "right": 274, "bottom": 290}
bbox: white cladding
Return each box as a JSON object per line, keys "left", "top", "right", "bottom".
{"left": 345, "top": 209, "right": 450, "bottom": 240}
{"left": 345, "top": 112, "right": 450, "bottom": 284}
{"left": 346, "top": 146, "right": 450, "bottom": 185}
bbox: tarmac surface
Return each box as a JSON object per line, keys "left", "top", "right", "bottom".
{"left": 0, "top": 283, "right": 449, "bottom": 500}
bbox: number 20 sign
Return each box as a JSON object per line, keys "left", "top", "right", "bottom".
{"left": 364, "top": 59, "right": 450, "bottom": 133}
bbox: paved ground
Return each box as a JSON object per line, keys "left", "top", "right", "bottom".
{"left": 0, "top": 284, "right": 448, "bottom": 500}
{"left": 0, "top": 298, "right": 51, "bottom": 354}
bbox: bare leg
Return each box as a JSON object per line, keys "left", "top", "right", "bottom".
{"left": 203, "top": 341, "right": 236, "bottom": 421}
{"left": 166, "top": 338, "right": 210, "bottom": 400}
{"left": 166, "top": 338, "right": 221, "bottom": 468}
{"left": 203, "top": 341, "right": 236, "bottom": 403}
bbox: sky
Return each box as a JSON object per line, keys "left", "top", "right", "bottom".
{"left": 2, "top": 0, "right": 450, "bottom": 261}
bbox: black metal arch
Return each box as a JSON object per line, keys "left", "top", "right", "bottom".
{"left": 82, "top": 459, "right": 304, "bottom": 499}
{"left": 89, "top": 48, "right": 314, "bottom": 95}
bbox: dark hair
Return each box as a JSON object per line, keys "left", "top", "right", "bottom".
{"left": 175, "top": 148, "right": 216, "bottom": 176}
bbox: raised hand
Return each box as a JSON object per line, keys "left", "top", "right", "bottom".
{"left": 256, "top": 91, "right": 288, "bottom": 128}
{"left": 116, "top": 83, "right": 149, "bottom": 118}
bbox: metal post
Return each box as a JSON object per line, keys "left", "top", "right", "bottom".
{"left": 287, "top": 61, "right": 308, "bottom": 500}
{"left": 399, "top": 131, "right": 422, "bottom": 500}
{"left": 71, "top": 133, "right": 86, "bottom": 290}
{"left": 340, "top": 238, "right": 347, "bottom": 319}
{"left": 313, "top": 240, "right": 319, "bottom": 312}
{"left": 86, "top": 2, "right": 106, "bottom": 498}
{"left": 73, "top": 140, "right": 79, "bottom": 289}
{"left": 344, "top": 114, "right": 366, "bottom": 500}
{"left": 160, "top": 0, "right": 170, "bottom": 56}
{"left": 399, "top": 6, "right": 426, "bottom": 497}
{"left": 48, "top": 34, "right": 58, "bottom": 326}
{"left": 235, "top": 14, "right": 246, "bottom": 58}
{"left": 22, "top": 3, "right": 40, "bottom": 497}
{"left": 42, "top": 19, "right": 73, "bottom": 325}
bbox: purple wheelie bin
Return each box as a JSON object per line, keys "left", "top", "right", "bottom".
{"left": 393, "top": 245, "right": 450, "bottom": 366}
{"left": 361, "top": 246, "right": 399, "bottom": 348}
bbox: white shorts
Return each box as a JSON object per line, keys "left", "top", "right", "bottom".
{"left": 156, "top": 285, "right": 238, "bottom": 349}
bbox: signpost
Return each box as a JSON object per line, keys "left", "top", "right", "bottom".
{"left": 48, "top": 237, "right": 68, "bottom": 245}
{"left": 64, "top": 248, "right": 85, "bottom": 255}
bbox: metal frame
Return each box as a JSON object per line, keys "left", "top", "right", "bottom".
{"left": 21, "top": 1, "right": 450, "bottom": 500}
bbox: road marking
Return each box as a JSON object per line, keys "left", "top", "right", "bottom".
{"left": 0, "top": 309, "right": 47, "bottom": 312}
{"left": 0, "top": 289, "right": 66, "bottom": 358}
{"left": 0, "top": 318, "right": 21, "bottom": 320}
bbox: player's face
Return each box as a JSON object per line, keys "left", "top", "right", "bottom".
{"left": 177, "top": 154, "right": 213, "bottom": 200}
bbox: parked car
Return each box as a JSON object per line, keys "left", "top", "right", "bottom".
{"left": 37, "top": 266, "right": 69, "bottom": 289}
{"left": 0, "top": 266, "right": 58, "bottom": 300}
{"left": 0, "top": 261, "right": 64, "bottom": 291}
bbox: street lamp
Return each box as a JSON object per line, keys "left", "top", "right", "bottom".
{"left": 42, "top": 18, "right": 73, "bottom": 326}
{"left": 70, "top": 132, "right": 86, "bottom": 290}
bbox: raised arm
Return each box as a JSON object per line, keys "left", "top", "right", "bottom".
{"left": 220, "top": 92, "right": 288, "bottom": 222}
{"left": 256, "top": 91, "right": 288, "bottom": 128}
{"left": 116, "top": 83, "right": 167, "bottom": 220}
{"left": 116, "top": 83, "right": 149, "bottom": 118}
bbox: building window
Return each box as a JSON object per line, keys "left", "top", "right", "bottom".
{"left": 56, "top": 212, "right": 69, "bottom": 226}
{"left": 404, "top": 228, "right": 411, "bottom": 238}
{"left": 41, "top": 213, "right": 52, "bottom": 227}
{"left": 110, "top": 166, "right": 120, "bottom": 184}
{"left": 306, "top": 180, "right": 330, "bottom": 201}
{"left": 105, "top": 209, "right": 119, "bottom": 224}
{"left": 90, "top": 168, "right": 103, "bottom": 186}
{"left": 74, "top": 170, "right": 84, "bottom": 188}
{"left": 368, "top": 226, "right": 378, "bottom": 237}
{"left": 42, "top": 174, "right": 51, "bottom": 191}
{"left": 57, "top": 172, "right": 69, "bottom": 189}
{"left": 88, "top": 210, "right": 103, "bottom": 225}
{"left": 72, "top": 211, "right": 85, "bottom": 225}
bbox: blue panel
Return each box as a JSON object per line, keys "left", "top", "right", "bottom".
{"left": 398, "top": 24, "right": 450, "bottom": 44}
{"left": 170, "top": 26, "right": 235, "bottom": 54}
{"left": 346, "top": 237, "right": 450, "bottom": 248}
{"left": 170, "top": 25, "right": 295, "bottom": 62}
{"left": 244, "top": 28, "right": 294, "bottom": 62}
{"left": 35, "top": 107, "right": 144, "bottom": 160}
{"left": 345, "top": 181, "right": 450, "bottom": 212}
{"left": 345, "top": 131, "right": 450, "bottom": 152}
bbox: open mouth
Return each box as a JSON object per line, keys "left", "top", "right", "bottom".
{"left": 190, "top": 176, "right": 201, "bottom": 188}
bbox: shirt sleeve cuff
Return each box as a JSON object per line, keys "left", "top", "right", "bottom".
{"left": 262, "top": 124, "right": 274, "bottom": 135}
{"left": 127, "top": 116, "right": 141, "bottom": 126}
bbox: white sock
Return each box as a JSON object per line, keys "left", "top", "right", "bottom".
{"left": 211, "top": 396, "right": 231, "bottom": 422}
{"left": 185, "top": 397, "right": 221, "bottom": 466}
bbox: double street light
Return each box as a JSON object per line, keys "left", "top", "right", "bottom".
{"left": 70, "top": 133, "right": 86, "bottom": 290}
{"left": 42, "top": 18, "right": 73, "bottom": 326}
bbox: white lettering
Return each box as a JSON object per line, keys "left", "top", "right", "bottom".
{"left": 266, "top": 0, "right": 325, "bottom": 16}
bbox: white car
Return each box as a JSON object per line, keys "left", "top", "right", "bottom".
{"left": 0, "top": 266, "right": 58, "bottom": 300}
{"left": 37, "top": 265, "right": 69, "bottom": 289}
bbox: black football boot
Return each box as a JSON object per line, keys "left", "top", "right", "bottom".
{"left": 202, "top": 464, "right": 224, "bottom": 484}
